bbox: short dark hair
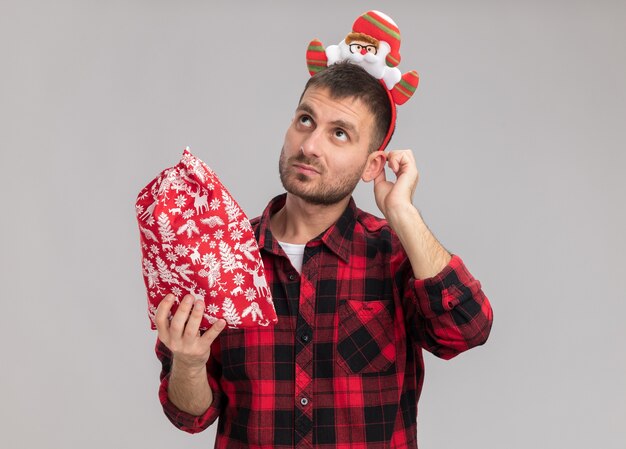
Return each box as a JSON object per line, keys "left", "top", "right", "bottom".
{"left": 299, "top": 62, "right": 393, "bottom": 152}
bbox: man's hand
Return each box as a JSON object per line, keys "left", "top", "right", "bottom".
{"left": 155, "top": 293, "right": 226, "bottom": 415}
{"left": 372, "top": 149, "right": 451, "bottom": 279}
{"left": 373, "top": 149, "right": 419, "bottom": 223}
{"left": 156, "top": 293, "right": 226, "bottom": 371}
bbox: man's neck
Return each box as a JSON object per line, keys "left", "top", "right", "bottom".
{"left": 269, "top": 193, "right": 351, "bottom": 244}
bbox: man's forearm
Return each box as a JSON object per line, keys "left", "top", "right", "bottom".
{"left": 168, "top": 357, "right": 214, "bottom": 416}
{"left": 388, "top": 204, "right": 451, "bottom": 279}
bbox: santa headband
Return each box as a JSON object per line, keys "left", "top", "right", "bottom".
{"left": 305, "top": 10, "right": 419, "bottom": 151}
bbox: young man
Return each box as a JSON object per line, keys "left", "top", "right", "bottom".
{"left": 154, "top": 63, "right": 493, "bottom": 448}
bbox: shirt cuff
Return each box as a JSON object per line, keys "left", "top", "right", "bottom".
{"left": 158, "top": 372, "right": 222, "bottom": 434}
{"left": 410, "top": 254, "right": 482, "bottom": 318}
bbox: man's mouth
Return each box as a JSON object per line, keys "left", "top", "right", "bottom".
{"left": 293, "top": 163, "right": 321, "bottom": 175}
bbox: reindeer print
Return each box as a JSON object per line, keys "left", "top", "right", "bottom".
{"left": 188, "top": 186, "right": 209, "bottom": 215}
{"left": 190, "top": 243, "right": 202, "bottom": 265}
{"left": 242, "top": 262, "right": 270, "bottom": 297}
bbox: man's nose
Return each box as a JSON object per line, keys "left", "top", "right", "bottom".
{"left": 360, "top": 48, "right": 367, "bottom": 55}
{"left": 301, "top": 129, "right": 323, "bottom": 158}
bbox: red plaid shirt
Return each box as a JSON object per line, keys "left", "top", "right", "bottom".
{"left": 156, "top": 194, "right": 493, "bottom": 448}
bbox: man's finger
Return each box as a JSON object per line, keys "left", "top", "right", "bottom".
{"left": 201, "top": 319, "right": 227, "bottom": 346}
{"left": 155, "top": 294, "right": 175, "bottom": 342}
{"left": 373, "top": 166, "right": 387, "bottom": 186}
{"left": 183, "top": 300, "right": 205, "bottom": 340}
{"left": 169, "top": 294, "right": 196, "bottom": 336}
{"left": 385, "top": 150, "right": 400, "bottom": 170}
{"left": 387, "top": 151, "right": 406, "bottom": 172}
{"left": 388, "top": 151, "right": 418, "bottom": 181}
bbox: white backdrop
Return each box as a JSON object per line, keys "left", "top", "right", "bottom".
{"left": 1, "top": 1, "right": 625, "bottom": 448}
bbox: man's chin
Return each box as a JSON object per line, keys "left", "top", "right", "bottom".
{"left": 293, "top": 193, "right": 346, "bottom": 206}
{"left": 284, "top": 186, "right": 351, "bottom": 207}
{"left": 280, "top": 170, "right": 357, "bottom": 206}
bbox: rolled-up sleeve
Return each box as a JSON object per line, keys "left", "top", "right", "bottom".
{"left": 155, "top": 339, "right": 223, "bottom": 433}
{"left": 406, "top": 254, "right": 493, "bottom": 359}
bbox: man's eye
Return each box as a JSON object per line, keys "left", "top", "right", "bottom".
{"left": 366, "top": 46, "right": 376, "bottom": 54}
{"left": 299, "top": 115, "right": 313, "bottom": 127}
{"left": 334, "top": 129, "right": 348, "bottom": 142}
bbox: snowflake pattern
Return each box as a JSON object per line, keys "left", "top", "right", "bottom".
{"left": 174, "top": 244, "right": 189, "bottom": 256}
{"left": 174, "top": 195, "right": 187, "bottom": 208}
{"left": 206, "top": 303, "right": 219, "bottom": 315}
{"left": 201, "top": 252, "right": 218, "bottom": 268}
{"left": 230, "top": 228, "right": 243, "bottom": 241}
{"left": 233, "top": 272, "right": 245, "bottom": 286}
{"left": 136, "top": 147, "right": 276, "bottom": 330}
{"left": 245, "top": 287, "right": 257, "bottom": 302}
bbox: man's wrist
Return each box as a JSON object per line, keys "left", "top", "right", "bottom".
{"left": 385, "top": 202, "right": 421, "bottom": 237}
{"left": 172, "top": 355, "right": 208, "bottom": 379}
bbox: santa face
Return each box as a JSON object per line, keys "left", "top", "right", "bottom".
{"left": 279, "top": 86, "right": 375, "bottom": 206}
{"left": 337, "top": 39, "right": 391, "bottom": 76}
{"left": 345, "top": 39, "right": 379, "bottom": 63}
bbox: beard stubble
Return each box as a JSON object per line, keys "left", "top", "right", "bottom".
{"left": 278, "top": 147, "right": 365, "bottom": 206}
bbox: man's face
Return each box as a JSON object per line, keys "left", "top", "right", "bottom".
{"left": 279, "top": 86, "right": 376, "bottom": 205}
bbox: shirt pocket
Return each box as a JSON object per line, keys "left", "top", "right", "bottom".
{"left": 336, "top": 299, "right": 396, "bottom": 375}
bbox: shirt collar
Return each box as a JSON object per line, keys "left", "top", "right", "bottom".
{"left": 257, "top": 193, "right": 356, "bottom": 263}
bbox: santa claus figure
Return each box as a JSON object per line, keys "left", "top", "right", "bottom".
{"left": 325, "top": 15, "right": 402, "bottom": 89}
{"left": 306, "top": 10, "right": 419, "bottom": 105}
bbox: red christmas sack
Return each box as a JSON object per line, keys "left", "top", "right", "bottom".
{"left": 135, "top": 148, "right": 277, "bottom": 329}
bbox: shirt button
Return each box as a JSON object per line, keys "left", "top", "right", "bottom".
{"left": 288, "top": 274, "right": 296, "bottom": 281}
{"left": 300, "top": 397, "right": 309, "bottom": 406}
{"left": 301, "top": 333, "right": 310, "bottom": 343}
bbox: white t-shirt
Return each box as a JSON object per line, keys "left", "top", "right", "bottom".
{"left": 277, "top": 241, "right": 306, "bottom": 274}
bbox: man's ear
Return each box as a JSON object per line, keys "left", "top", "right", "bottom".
{"left": 361, "top": 151, "right": 386, "bottom": 182}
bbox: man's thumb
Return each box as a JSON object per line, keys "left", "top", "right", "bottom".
{"left": 202, "top": 319, "right": 227, "bottom": 344}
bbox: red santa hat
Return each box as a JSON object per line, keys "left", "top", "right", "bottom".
{"left": 351, "top": 10, "right": 402, "bottom": 68}
{"left": 135, "top": 148, "right": 277, "bottom": 330}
